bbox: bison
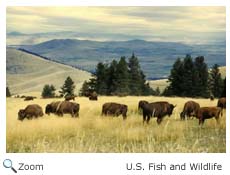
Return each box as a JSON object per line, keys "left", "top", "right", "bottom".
{"left": 102, "top": 102, "right": 128, "bottom": 120}
{"left": 89, "top": 92, "right": 98, "bottom": 101}
{"left": 24, "top": 96, "right": 36, "bottom": 101}
{"left": 45, "top": 101, "right": 62, "bottom": 115}
{"left": 217, "top": 97, "right": 226, "bottom": 109}
{"left": 56, "top": 101, "right": 80, "bottom": 117}
{"left": 18, "top": 104, "right": 43, "bottom": 121}
{"left": 197, "top": 107, "right": 222, "bottom": 125}
{"left": 180, "top": 101, "right": 200, "bottom": 120}
{"left": 141, "top": 101, "right": 176, "bottom": 124}
{"left": 65, "top": 95, "right": 76, "bottom": 101}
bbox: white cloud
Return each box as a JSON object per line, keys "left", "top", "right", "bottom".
{"left": 6, "top": 7, "right": 225, "bottom": 43}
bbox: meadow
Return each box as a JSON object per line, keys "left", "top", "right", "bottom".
{"left": 6, "top": 96, "right": 226, "bottom": 153}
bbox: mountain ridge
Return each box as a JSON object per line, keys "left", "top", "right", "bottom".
{"left": 20, "top": 38, "right": 226, "bottom": 79}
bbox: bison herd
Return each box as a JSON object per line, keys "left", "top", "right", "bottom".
{"left": 17, "top": 97, "right": 226, "bottom": 126}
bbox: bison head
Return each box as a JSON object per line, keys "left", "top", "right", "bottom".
{"left": 45, "top": 104, "right": 52, "bottom": 115}
{"left": 121, "top": 105, "right": 128, "bottom": 120}
{"left": 180, "top": 112, "right": 185, "bottom": 120}
{"left": 18, "top": 109, "right": 26, "bottom": 121}
{"left": 138, "top": 100, "right": 148, "bottom": 110}
{"left": 168, "top": 104, "right": 176, "bottom": 117}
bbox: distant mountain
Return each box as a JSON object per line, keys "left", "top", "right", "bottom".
{"left": 18, "top": 38, "right": 226, "bottom": 79}
{"left": 6, "top": 48, "right": 91, "bottom": 94}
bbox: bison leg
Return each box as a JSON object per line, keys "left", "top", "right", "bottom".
{"left": 157, "top": 117, "right": 162, "bottom": 124}
{"left": 146, "top": 115, "right": 151, "bottom": 124}
{"left": 143, "top": 114, "right": 147, "bottom": 124}
{"left": 199, "top": 118, "right": 205, "bottom": 125}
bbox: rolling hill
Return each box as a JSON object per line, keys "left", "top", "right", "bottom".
{"left": 6, "top": 48, "right": 91, "bottom": 95}
{"left": 19, "top": 39, "right": 226, "bottom": 79}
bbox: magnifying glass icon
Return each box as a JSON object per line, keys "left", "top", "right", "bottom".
{"left": 3, "top": 159, "right": 17, "bottom": 173}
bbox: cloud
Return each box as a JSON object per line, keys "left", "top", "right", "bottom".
{"left": 6, "top": 7, "right": 225, "bottom": 44}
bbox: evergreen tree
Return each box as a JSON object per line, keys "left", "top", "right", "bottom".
{"left": 166, "top": 55, "right": 209, "bottom": 97}
{"left": 79, "top": 78, "right": 97, "bottom": 97}
{"left": 95, "top": 62, "right": 109, "bottom": 95}
{"left": 59, "top": 76, "right": 75, "bottom": 97}
{"left": 167, "top": 58, "right": 184, "bottom": 96}
{"left": 182, "top": 55, "right": 195, "bottom": 96}
{"left": 193, "top": 56, "right": 209, "bottom": 97}
{"left": 208, "top": 64, "right": 223, "bottom": 98}
{"left": 42, "top": 84, "right": 56, "bottom": 98}
{"left": 128, "top": 53, "right": 143, "bottom": 95}
{"left": 6, "top": 87, "right": 11, "bottom": 97}
{"left": 115, "top": 56, "right": 130, "bottom": 95}
{"left": 107, "top": 60, "right": 118, "bottom": 94}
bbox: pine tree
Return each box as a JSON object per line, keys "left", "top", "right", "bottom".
{"left": 182, "top": 55, "right": 195, "bottom": 96}
{"left": 208, "top": 64, "right": 223, "bottom": 98}
{"left": 107, "top": 60, "right": 118, "bottom": 95}
{"left": 193, "top": 56, "right": 208, "bottom": 97}
{"left": 59, "top": 76, "right": 75, "bottom": 97}
{"left": 6, "top": 87, "right": 11, "bottom": 97}
{"left": 95, "top": 62, "right": 109, "bottom": 95}
{"left": 167, "top": 58, "right": 184, "bottom": 96}
{"left": 128, "top": 53, "right": 144, "bottom": 95}
{"left": 115, "top": 56, "right": 130, "bottom": 95}
{"left": 42, "top": 84, "right": 56, "bottom": 98}
{"left": 79, "top": 78, "right": 97, "bottom": 97}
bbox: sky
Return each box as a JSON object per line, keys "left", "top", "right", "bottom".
{"left": 7, "top": 7, "right": 226, "bottom": 44}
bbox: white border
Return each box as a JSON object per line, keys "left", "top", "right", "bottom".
{"left": 1, "top": 1, "right": 229, "bottom": 174}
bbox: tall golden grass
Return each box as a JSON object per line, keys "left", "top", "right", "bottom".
{"left": 6, "top": 96, "right": 226, "bottom": 153}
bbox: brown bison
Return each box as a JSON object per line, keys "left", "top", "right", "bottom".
{"left": 65, "top": 95, "right": 76, "bottom": 101}
{"left": 102, "top": 102, "right": 128, "bottom": 120}
{"left": 89, "top": 92, "right": 98, "bottom": 101}
{"left": 197, "top": 107, "right": 222, "bottom": 125}
{"left": 180, "top": 101, "right": 200, "bottom": 120}
{"left": 45, "top": 101, "right": 62, "bottom": 115}
{"left": 56, "top": 101, "right": 80, "bottom": 117}
{"left": 141, "top": 101, "right": 176, "bottom": 124}
{"left": 24, "top": 96, "right": 36, "bottom": 101}
{"left": 18, "top": 104, "right": 44, "bottom": 121}
{"left": 217, "top": 97, "right": 226, "bottom": 109}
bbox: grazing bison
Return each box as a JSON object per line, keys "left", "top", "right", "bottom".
{"left": 56, "top": 101, "right": 80, "bottom": 117}
{"left": 18, "top": 104, "right": 43, "bottom": 121}
{"left": 142, "top": 101, "right": 176, "bottom": 124}
{"left": 45, "top": 101, "right": 62, "bottom": 115}
{"left": 102, "top": 102, "right": 128, "bottom": 120}
{"left": 180, "top": 101, "right": 200, "bottom": 120}
{"left": 65, "top": 95, "right": 76, "bottom": 101}
{"left": 89, "top": 92, "right": 98, "bottom": 101}
{"left": 217, "top": 97, "right": 226, "bottom": 109}
{"left": 24, "top": 96, "right": 36, "bottom": 101}
{"left": 197, "top": 107, "right": 222, "bottom": 125}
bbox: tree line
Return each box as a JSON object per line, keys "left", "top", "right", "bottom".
{"left": 6, "top": 54, "right": 225, "bottom": 99}
{"left": 80, "top": 53, "right": 156, "bottom": 96}
{"left": 163, "top": 55, "right": 225, "bottom": 98}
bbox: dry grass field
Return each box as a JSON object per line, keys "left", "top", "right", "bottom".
{"left": 6, "top": 96, "right": 225, "bottom": 153}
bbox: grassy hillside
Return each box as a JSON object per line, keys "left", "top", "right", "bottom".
{"left": 6, "top": 48, "right": 91, "bottom": 95}
{"left": 6, "top": 96, "right": 225, "bottom": 153}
